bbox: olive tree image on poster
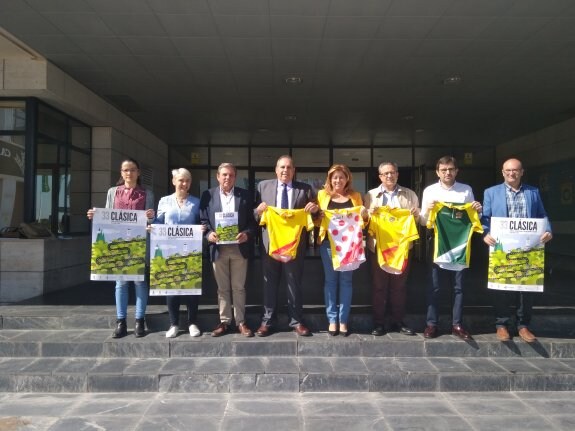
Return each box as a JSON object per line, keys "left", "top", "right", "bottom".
{"left": 149, "top": 224, "right": 202, "bottom": 296}
{"left": 487, "top": 217, "right": 545, "bottom": 292}
{"left": 90, "top": 208, "right": 147, "bottom": 281}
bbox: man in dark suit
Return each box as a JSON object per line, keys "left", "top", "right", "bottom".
{"left": 482, "top": 158, "right": 552, "bottom": 343}
{"left": 254, "top": 155, "right": 319, "bottom": 336}
{"left": 200, "top": 163, "right": 256, "bottom": 337}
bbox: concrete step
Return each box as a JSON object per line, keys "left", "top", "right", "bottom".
{"left": 1, "top": 330, "right": 575, "bottom": 359}
{"left": 1, "top": 355, "right": 575, "bottom": 393}
{"left": 2, "top": 306, "right": 575, "bottom": 393}
{"left": 2, "top": 305, "right": 575, "bottom": 337}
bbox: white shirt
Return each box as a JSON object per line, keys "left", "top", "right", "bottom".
{"left": 420, "top": 180, "right": 475, "bottom": 225}
{"left": 276, "top": 181, "right": 293, "bottom": 209}
{"left": 219, "top": 187, "right": 235, "bottom": 213}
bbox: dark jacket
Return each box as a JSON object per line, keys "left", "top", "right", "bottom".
{"left": 200, "top": 186, "right": 256, "bottom": 261}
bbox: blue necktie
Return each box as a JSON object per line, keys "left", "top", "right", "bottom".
{"left": 281, "top": 183, "right": 289, "bottom": 209}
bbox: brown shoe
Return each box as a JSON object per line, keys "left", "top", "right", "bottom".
{"left": 238, "top": 322, "right": 254, "bottom": 338}
{"left": 452, "top": 324, "right": 473, "bottom": 340}
{"left": 211, "top": 322, "right": 229, "bottom": 337}
{"left": 496, "top": 326, "right": 511, "bottom": 341}
{"left": 518, "top": 327, "right": 537, "bottom": 343}
{"left": 294, "top": 323, "right": 311, "bottom": 336}
{"left": 255, "top": 324, "right": 272, "bottom": 337}
{"left": 423, "top": 325, "right": 438, "bottom": 339}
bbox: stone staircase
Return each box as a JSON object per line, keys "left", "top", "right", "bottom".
{"left": 1, "top": 305, "right": 575, "bottom": 393}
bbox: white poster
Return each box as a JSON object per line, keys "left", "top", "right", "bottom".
{"left": 90, "top": 208, "right": 147, "bottom": 281}
{"left": 487, "top": 217, "right": 545, "bottom": 292}
{"left": 149, "top": 224, "right": 202, "bottom": 296}
{"left": 215, "top": 211, "right": 239, "bottom": 244}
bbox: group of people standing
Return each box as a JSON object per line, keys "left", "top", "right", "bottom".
{"left": 88, "top": 154, "right": 552, "bottom": 344}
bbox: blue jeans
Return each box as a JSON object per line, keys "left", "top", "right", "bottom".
{"left": 493, "top": 290, "right": 534, "bottom": 329}
{"left": 320, "top": 241, "right": 354, "bottom": 324}
{"left": 115, "top": 280, "right": 148, "bottom": 320}
{"left": 427, "top": 264, "right": 465, "bottom": 326}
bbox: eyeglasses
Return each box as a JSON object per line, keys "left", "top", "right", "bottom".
{"left": 438, "top": 168, "right": 456, "bottom": 173}
{"left": 503, "top": 169, "right": 522, "bottom": 174}
{"left": 379, "top": 171, "right": 397, "bottom": 176}
{"left": 122, "top": 169, "right": 138, "bottom": 173}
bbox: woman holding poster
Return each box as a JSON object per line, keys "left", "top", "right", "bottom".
{"left": 87, "top": 158, "right": 155, "bottom": 338}
{"left": 316, "top": 164, "right": 368, "bottom": 336}
{"left": 155, "top": 168, "right": 204, "bottom": 338}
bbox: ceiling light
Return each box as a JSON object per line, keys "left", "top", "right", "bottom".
{"left": 285, "top": 115, "right": 297, "bottom": 121}
{"left": 402, "top": 115, "right": 414, "bottom": 121}
{"left": 443, "top": 75, "right": 462, "bottom": 86}
{"left": 285, "top": 76, "right": 303, "bottom": 85}
{"left": 257, "top": 128, "right": 269, "bottom": 133}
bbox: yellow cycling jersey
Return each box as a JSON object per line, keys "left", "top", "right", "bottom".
{"left": 368, "top": 206, "right": 419, "bottom": 274}
{"left": 320, "top": 206, "right": 366, "bottom": 271}
{"left": 260, "top": 206, "right": 314, "bottom": 262}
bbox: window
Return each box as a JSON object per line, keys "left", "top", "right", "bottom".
{"left": 36, "top": 105, "right": 92, "bottom": 234}
{"left": 0, "top": 135, "right": 25, "bottom": 228}
{"left": 0, "top": 101, "right": 26, "bottom": 131}
{"left": 0, "top": 98, "right": 92, "bottom": 235}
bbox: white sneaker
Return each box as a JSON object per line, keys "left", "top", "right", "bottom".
{"left": 189, "top": 324, "right": 201, "bottom": 337}
{"left": 165, "top": 325, "right": 179, "bottom": 338}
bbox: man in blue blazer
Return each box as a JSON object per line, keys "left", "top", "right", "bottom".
{"left": 253, "top": 155, "right": 319, "bottom": 336}
{"left": 481, "top": 158, "right": 552, "bottom": 343}
{"left": 201, "top": 163, "right": 256, "bottom": 337}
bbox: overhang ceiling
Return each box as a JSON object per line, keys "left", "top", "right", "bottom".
{"left": 1, "top": 0, "right": 575, "bottom": 151}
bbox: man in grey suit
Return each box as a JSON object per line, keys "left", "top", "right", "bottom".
{"left": 201, "top": 163, "right": 256, "bottom": 337}
{"left": 254, "top": 155, "right": 319, "bottom": 336}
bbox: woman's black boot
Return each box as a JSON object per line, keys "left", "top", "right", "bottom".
{"left": 112, "top": 319, "right": 127, "bottom": 338}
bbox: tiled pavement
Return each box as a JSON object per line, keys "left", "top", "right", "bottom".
{"left": 1, "top": 391, "right": 575, "bottom": 430}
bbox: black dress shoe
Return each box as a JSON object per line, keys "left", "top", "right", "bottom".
{"left": 391, "top": 322, "right": 415, "bottom": 336}
{"left": 423, "top": 325, "right": 438, "bottom": 339}
{"left": 371, "top": 326, "right": 385, "bottom": 336}
{"left": 452, "top": 324, "right": 473, "bottom": 340}
{"left": 328, "top": 329, "right": 339, "bottom": 336}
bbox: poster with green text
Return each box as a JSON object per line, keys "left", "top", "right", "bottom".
{"left": 90, "top": 208, "right": 147, "bottom": 281}
{"left": 149, "top": 224, "right": 202, "bottom": 295}
{"left": 487, "top": 217, "right": 545, "bottom": 292}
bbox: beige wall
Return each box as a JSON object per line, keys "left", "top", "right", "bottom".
{"left": 0, "top": 56, "right": 169, "bottom": 301}
{"left": 0, "top": 57, "right": 169, "bottom": 206}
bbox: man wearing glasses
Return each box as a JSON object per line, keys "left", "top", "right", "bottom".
{"left": 420, "top": 156, "right": 482, "bottom": 340}
{"left": 481, "top": 158, "right": 552, "bottom": 343}
{"left": 365, "top": 162, "right": 420, "bottom": 336}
